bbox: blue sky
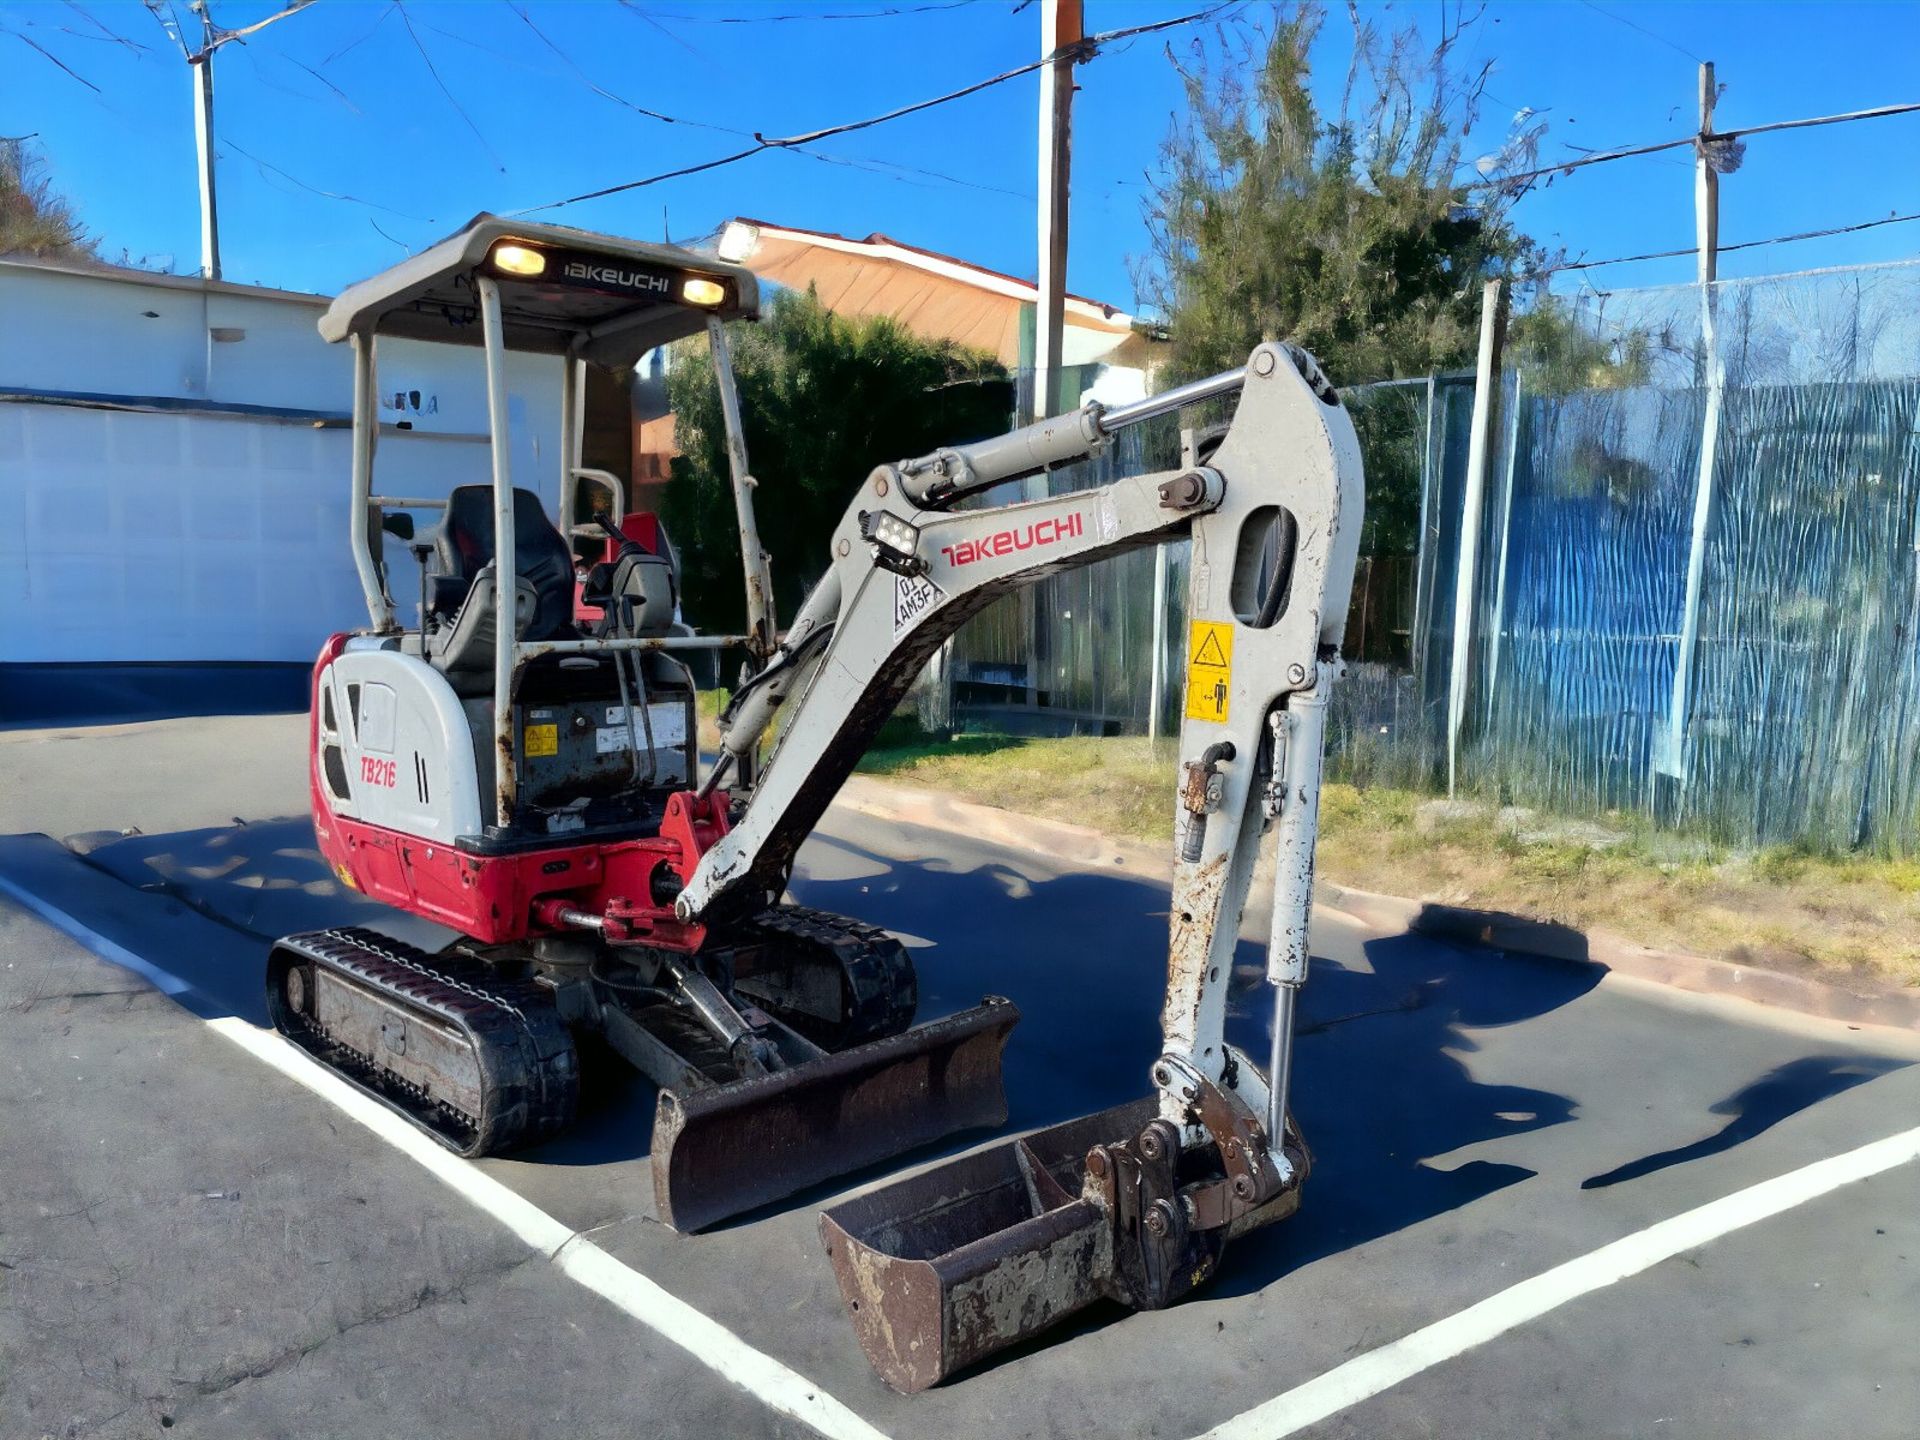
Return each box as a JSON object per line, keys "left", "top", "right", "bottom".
{"left": 3, "top": 0, "right": 1917, "bottom": 310}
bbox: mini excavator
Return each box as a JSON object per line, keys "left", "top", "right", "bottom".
{"left": 269, "top": 216, "right": 1362, "bottom": 1387}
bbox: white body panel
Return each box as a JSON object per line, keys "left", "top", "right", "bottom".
{"left": 320, "top": 645, "right": 482, "bottom": 841}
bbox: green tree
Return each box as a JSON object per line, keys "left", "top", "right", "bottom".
{"left": 1, "top": 139, "right": 93, "bottom": 258}
{"left": 663, "top": 286, "right": 1012, "bottom": 634}
{"left": 1138, "top": 5, "right": 1553, "bottom": 553}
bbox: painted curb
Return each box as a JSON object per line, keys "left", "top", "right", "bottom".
{"left": 834, "top": 777, "right": 1920, "bottom": 1033}
{"left": 836, "top": 775, "right": 1172, "bottom": 877}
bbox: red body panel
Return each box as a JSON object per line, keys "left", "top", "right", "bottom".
{"left": 308, "top": 634, "right": 726, "bottom": 950}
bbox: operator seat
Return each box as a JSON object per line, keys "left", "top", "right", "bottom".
{"left": 425, "top": 485, "right": 576, "bottom": 679}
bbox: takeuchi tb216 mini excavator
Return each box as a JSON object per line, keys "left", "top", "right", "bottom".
{"left": 270, "top": 215, "right": 1363, "bottom": 1388}
{"left": 270, "top": 216, "right": 1018, "bottom": 1234}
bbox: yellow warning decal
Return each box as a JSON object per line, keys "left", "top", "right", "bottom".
{"left": 524, "top": 722, "right": 559, "bottom": 758}
{"left": 1184, "top": 620, "right": 1234, "bottom": 723}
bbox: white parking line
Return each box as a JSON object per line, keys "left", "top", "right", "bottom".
{"left": 1194, "top": 1122, "right": 1920, "bottom": 1440}
{"left": 2, "top": 880, "right": 892, "bottom": 1440}
{"left": 15, "top": 869, "right": 1919, "bottom": 1440}
{"left": 211, "top": 1019, "right": 892, "bottom": 1440}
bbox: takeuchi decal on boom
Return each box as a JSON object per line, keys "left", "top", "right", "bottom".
{"left": 939, "top": 512, "right": 1084, "bottom": 568}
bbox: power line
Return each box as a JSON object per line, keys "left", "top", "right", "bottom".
{"left": 1577, "top": 1, "right": 1702, "bottom": 65}
{"left": 217, "top": 134, "right": 437, "bottom": 222}
{"left": 369, "top": 217, "right": 413, "bottom": 253}
{"left": 516, "top": 2, "right": 1235, "bottom": 214}
{"left": 1539, "top": 208, "right": 1920, "bottom": 277}
{"left": 49, "top": 2, "right": 149, "bottom": 52}
{"left": 1475, "top": 97, "right": 1920, "bottom": 191}
{"left": 637, "top": 1, "right": 979, "bottom": 22}
{"left": 394, "top": 2, "right": 505, "bottom": 172}
{"left": 321, "top": 2, "right": 393, "bottom": 67}
{"left": 267, "top": 47, "right": 363, "bottom": 113}
{"left": 779, "top": 5, "right": 1233, "bottom": 148}
{"left": 510, "top": 4, "right": 695, "bottom": 127}
{"left": 4, "top": 24, "right": 103, "bottom": 91}
{"left": 140, "top": 1, "right": 190, "bottom": 59}
{"left": 506, "top": 2, "right": 1030, "bottom": 201}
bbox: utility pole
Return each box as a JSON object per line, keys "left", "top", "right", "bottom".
{"left": 1659, "top": 60, "right": 1727, "bottom": 782}
{"left": 190, "top": 10, "right": 220, "bottom": 280}
{"left": 146, "top": 0, "right": 315, "bottom": 281}
{"left": 1033, "top": 0, "right": 1081, "bottom": 423}
{"left": 1695, "top": 61, "right": 1718, "bottom": 286}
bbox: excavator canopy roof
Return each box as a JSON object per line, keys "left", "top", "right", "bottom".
{"left": 318, "top": 213, "right": 759, "bottom": 366}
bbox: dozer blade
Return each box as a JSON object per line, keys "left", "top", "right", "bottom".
{"left": 652, "top": 997, "right": 1018, "bottom": 1233}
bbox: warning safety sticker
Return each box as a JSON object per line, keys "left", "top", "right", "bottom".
{"left": 1183, "top": 620, "right": 1234, "bottom": 723}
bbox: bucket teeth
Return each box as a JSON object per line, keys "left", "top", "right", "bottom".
{"left": 651, "top": 998, "right": 1019, "bottom": 1233}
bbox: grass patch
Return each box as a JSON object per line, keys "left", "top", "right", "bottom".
{"left": 847, "top": 729, "right": 1920, "bottom": 989}
{"left": 859, "top": 731, "right": 1178, "bottom": 843}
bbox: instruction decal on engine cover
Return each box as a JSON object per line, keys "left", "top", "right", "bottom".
{"left": 893, "top": 571, "right": 945, "bottom": 637}
{"left": 1184, "top": 620, "right": 1234, "bottom": 722}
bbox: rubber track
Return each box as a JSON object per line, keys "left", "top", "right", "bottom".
{"left": 268, "top": 927, "right": 578, "bottom": 1157}
{"left": 737, "top": 904, "right": 917, "bottom": 1047}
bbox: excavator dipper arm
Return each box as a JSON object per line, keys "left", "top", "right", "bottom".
{"left": 683, "top": 342, "right": 1365, "bottom": 1390}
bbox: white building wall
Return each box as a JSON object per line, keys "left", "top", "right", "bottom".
{"left": 0, "top": 260, "right": 564, "bottom": 665}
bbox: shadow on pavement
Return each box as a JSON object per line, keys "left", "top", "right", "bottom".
{"left": 38, "top": 812, "right": 1880, "bottom": 1284}
{"left": 1580, "top": 1053, "right": 1909, "bottom": 1189}
{"left": 0, "top": 662, "right": 307, "bottom": 727}
{"left": 786, "top": 832, "right": 1595, "bottom": 1297}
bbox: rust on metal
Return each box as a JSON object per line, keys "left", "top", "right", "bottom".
{"left": 1162, "top": 851, "right": 1230, "bottom": 1049}
{"left": 820, "top": 1097, "right": 1151, "bottom": 1393}
{"left": 820, "top": 1089, "right": 1315, "bottom": 1391}
{"left": 495, "top": 724, "right": 517, "bottom": 827}
{"left": 652, "top": 997, "right": 1018, "bottom": 1233}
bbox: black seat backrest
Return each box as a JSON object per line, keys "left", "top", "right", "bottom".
{"left": 433, "top": 485, "right": 576, "bottom": 642}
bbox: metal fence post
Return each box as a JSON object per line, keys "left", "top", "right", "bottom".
{"left": 1484, "top": 368, "right": 1525, "bottom": 727}
{"left": 1447, "top": 279, "right": 1509, "bottom": 796}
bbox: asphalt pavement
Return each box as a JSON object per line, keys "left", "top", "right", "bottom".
{"left": 2, "top": 714, "right": 1916, "bottom": 1440}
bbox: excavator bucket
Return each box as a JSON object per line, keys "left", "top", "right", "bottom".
{"left": 819, "top": 1097, "right": 1155, "bottom": 1393}
{"left": 820, "top": 1094, "right": 1309, "bottom": 1391}
{"left": 653, "top": 998, "right": 1019, "bottom": 1233}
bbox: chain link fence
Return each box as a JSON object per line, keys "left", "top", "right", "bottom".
{"left": 928, "top": 260, "right": 1920, "bottom": 854}
{"left": 1449, "top": 260, "right": 1920, "bottom": 852}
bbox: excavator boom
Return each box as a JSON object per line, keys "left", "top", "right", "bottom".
{"left": 679, "top": 342, "right": 1364, "bottom": 1387}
